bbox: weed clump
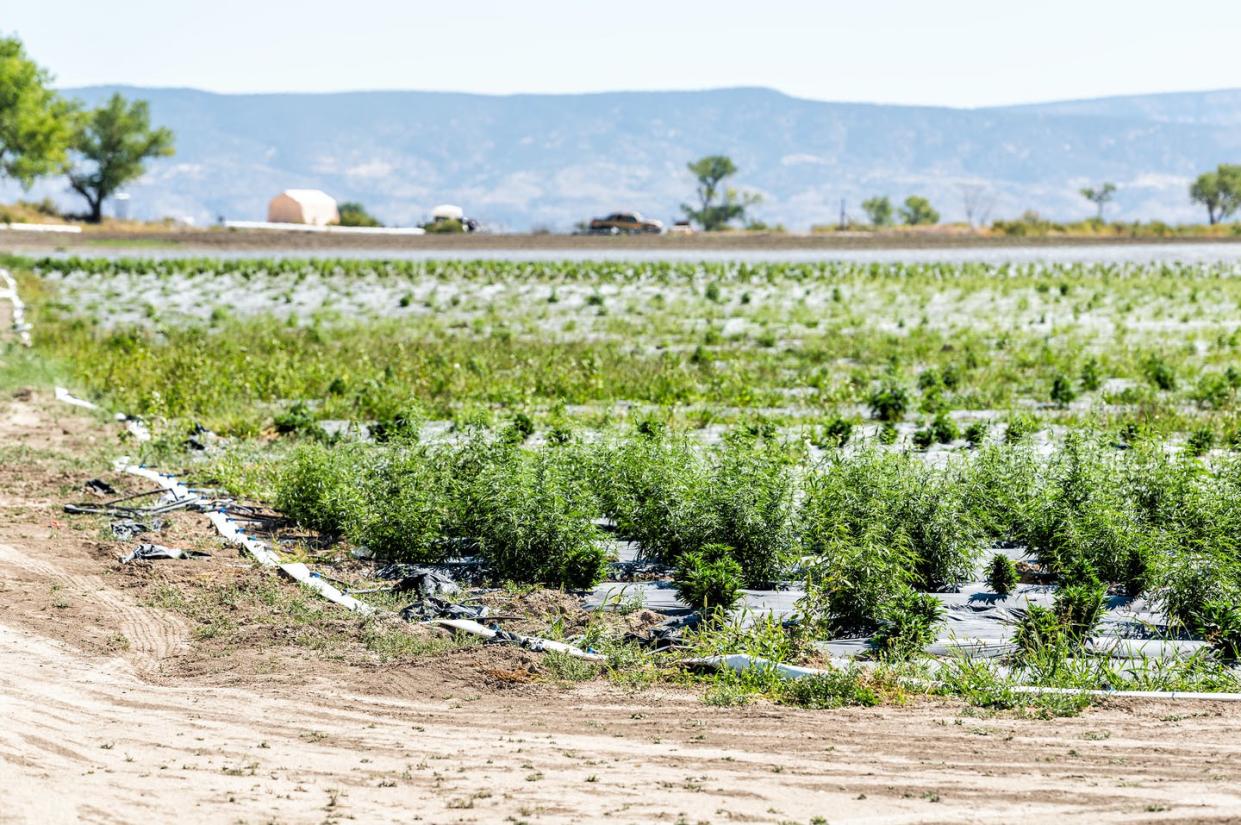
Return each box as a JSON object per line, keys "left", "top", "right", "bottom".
{"left": 777, "top": 669, "right": 880, "bottom": 709}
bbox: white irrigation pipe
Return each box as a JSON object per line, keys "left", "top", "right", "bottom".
{"left": 431, "top": 618, "right": 605, "bottom": 662}
{"left": 54, "top": 387, "right": 151, "bottom": 442}
{"left": 689, "top": 653, "right": 1241, "bottom": 703}
{"left": 0, "top": 222, "right": 81, "bottom": 234}
{"left": 116, "top": 459, "right": 374, "bottom": 614}
{"left": 0, "top": 268, "right": 32, "bottom": 347}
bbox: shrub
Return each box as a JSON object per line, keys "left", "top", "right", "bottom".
{"left": 674, "top": 543, "right": 743, "bottom": 613}
{"left": 961, "top": 445, "right": 1040, "bottom": 542}
{"left": 778, "top": 669, "right": 880, "bottom": 709}
{"left": 871, "top": 590, "right": 943, "bottom": 659}
{"left": 369, "top": 404, "right": 423, "bottom": 443}
{"left": 801, "top": 450, "right": 981, "bottom": 597}
{"left": 593, "top": 431, "right": 713, "bottom": 563}
{"left": 503, "top": 411, "right": 536, "bottom": 444}
{"left": 930, "top": 412, "right": 958, "bottom": 443}
{"left": 276, "top": 442, "right": 366, "bottom": 536}
{"left": 558, "top": 544, "right": 610, "bottom": 591}
{"left": 813, "top": 415, "right": 854, "bottom": 449}
{"left": 1004, "top": 412, "right": 1038, "bottom": 444}
{"left": 912, "top": 425, "right": 934, "bottom": 450}
{"left": 1160, "top": 554, "right": 1240, "bottom": 633}
{"left": 1050, "top": 373, "right": 1076, "bottom": 407}
{"left": 1012, "top": 605, "right": 1068, "bottom": 661}
{"left": 912, "top": 413, "right": 956, "bottom": 449}
{"left": 1144, "top": 356, "right": 1176, "bottom": 391}
{"left": 877, "top": 421, "right": 898, "bottom": 444}
{"left": 1053, "top": 582, "right": 1106, "bottom": 642}
{"left": 1187, "top": 427, "right": 1215, "bottom": 456}
{"left": 1080, "top": 358, "right": 1102, "bottom": 391}
{"left": 799, "top": 528, "right": 915, "bottom": 634}
{"left": 1197, "top": 601, "right": 1241, "bottom": 661}
{"left": 963, "top": 421, "right": 988, "bottom": 447}
{"left": 706, "top": 431, "right": 796, "bottom": 586}
{"left": 353, "top": 446, "right": 450, "bottom": 562}
{"left": 273, "top": 401, "right": 327, "bottom": 440}
{"left": 986, "top": 553, "right": 1018, "bottom": 596}
{"left": 471, "top": 446, "right": 607, "bottom": 588}
{"left": 868, "top": 381, "right": 909, "bottom": 422}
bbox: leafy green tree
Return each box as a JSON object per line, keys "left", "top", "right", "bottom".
{"left": 899, "top": 195, "right": 939, "bottom": 226}
{"left": 1190, "top": 164, "right": 1241, "bottom": 225}
{"left": 0, "top": 36, "right": 76, "bottom": 187}
{"left": 1080, "top": 182, "right": 1117, "bottom": 220}
{"left": 861, "top": 195, "right": 894, "bottom": 226}
{"left": 682, "top": 154, "right": 761, "bottom": 230}
{"left": 337, "top": 201, "right": 382, "bottom": 227}
{"left": 68, "top": 94, "right": 174, "bottom": 223}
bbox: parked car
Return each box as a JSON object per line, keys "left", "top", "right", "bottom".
{"left": 588, "top": 211, "right": 664, "bottom": 234}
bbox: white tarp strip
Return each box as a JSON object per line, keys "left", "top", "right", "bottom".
{"left": 431, "top": 618, "right": 605, "bottom": 662}
{"left": 0, "top": 268, "right": 32, "bottom": 347}
{"left": 54, "top": 386, "right": 99, "bottom": 409}
{"left": 0, "top": 222, "right": 81, "bottom": 233}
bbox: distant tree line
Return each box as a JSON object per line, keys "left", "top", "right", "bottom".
{"left": 0, "top": 35, "right": 174, "bottom": 222}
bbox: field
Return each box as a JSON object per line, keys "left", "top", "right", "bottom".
{"left": 4, "top": 251, "right": 1241, "bottom": 821}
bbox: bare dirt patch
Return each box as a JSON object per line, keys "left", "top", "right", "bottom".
{"left": 3, "top": 391, "right": 1241, "bottom": 824}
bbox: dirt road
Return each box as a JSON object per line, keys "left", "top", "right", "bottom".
{"left": 5, "top": 226, "right": 1241, "bottom": 257}
{"left": 2, "top": 393, "right": 1241, "bottom": 824}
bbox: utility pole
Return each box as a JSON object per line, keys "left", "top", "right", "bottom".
{"left": 839, "top": 198, "right": 847, "bottom": 230}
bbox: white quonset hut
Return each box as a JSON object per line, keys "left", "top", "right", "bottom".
{"left": 431, "top": 204, "right": 465, "bottom": 222}
{"left": 267, "top": 189, "right": 340, "bottom": 226}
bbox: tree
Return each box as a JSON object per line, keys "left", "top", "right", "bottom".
{"left": 899, "top": 195, "right": 939, "bottom": 226}
{"left": 1190, "top": 165, "right": 1241, "bottom": 225}
{"left": 68, "top": 94, "right": 174, "bottom": 223}
{"left": 0, "top": 36, "right": 76, "bottom": 188}
{"left": 338, "top": 201, "right": 382, "bottom": 227}
{"left": 861, "top": 195, "right": 894, "bottom": 226}
{"left": 682, "top": 154, "right": 760, "bottom": 230}
{"left": 959, "top": 183, "right": 994, "bottom": 228}
{"left": 1080, "top": 182, "right": 1117, "bottom": 221}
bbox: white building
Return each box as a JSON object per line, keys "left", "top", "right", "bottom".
{"left": 267, "top": 189, "right": 339, "bottom": 226}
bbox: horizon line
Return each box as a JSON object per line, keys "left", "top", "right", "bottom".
{"left": 52, "top": 82, "right": 1241, "bottom": 112}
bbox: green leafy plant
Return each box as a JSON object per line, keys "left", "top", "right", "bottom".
{"left": 1054, "top": 582, "right": 1106, "bottom": 642}
{"left": 868, "top": 382, "right": 909, "bottom": 422}
{"left": 777, "top": 669, "right": 880, "bottom": 708}
{"left": 987, "top": 553, "right": 1019, "bottom": 596}
{"left": 674, "top": 543, "right": 743, "bottom": 613}
{"left": 871, "top": 590, "right": 943, "bottom": 659}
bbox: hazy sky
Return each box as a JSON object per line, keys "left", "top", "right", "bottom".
{"left": 9, "top": 1, "right": 1241, "bottom": 106}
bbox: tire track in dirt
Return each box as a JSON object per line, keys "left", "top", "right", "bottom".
{"left": 0, "top": 541, "right": 188, "bottom": 668}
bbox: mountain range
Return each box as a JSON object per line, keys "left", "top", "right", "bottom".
{"left": 7, "top": 85, "right": 1241, "bottom": 230}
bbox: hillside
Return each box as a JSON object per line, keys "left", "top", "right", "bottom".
{"left": 7, "top": 85, "right": 1241, "bottom": 230}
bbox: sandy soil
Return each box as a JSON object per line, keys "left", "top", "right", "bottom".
{"left": 3, "top": 392, "right": 1241, "bottom": 824}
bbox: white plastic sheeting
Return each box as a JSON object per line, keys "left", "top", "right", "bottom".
{"left": 0, "top": 268, "right": 32, "bottom": 347}
{"left": 431, "top": 618, "right": 605, "bottom": 662}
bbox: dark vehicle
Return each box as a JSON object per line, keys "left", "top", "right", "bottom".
{"left": 588, "top": 211, "right": 664, "bottom": 234}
